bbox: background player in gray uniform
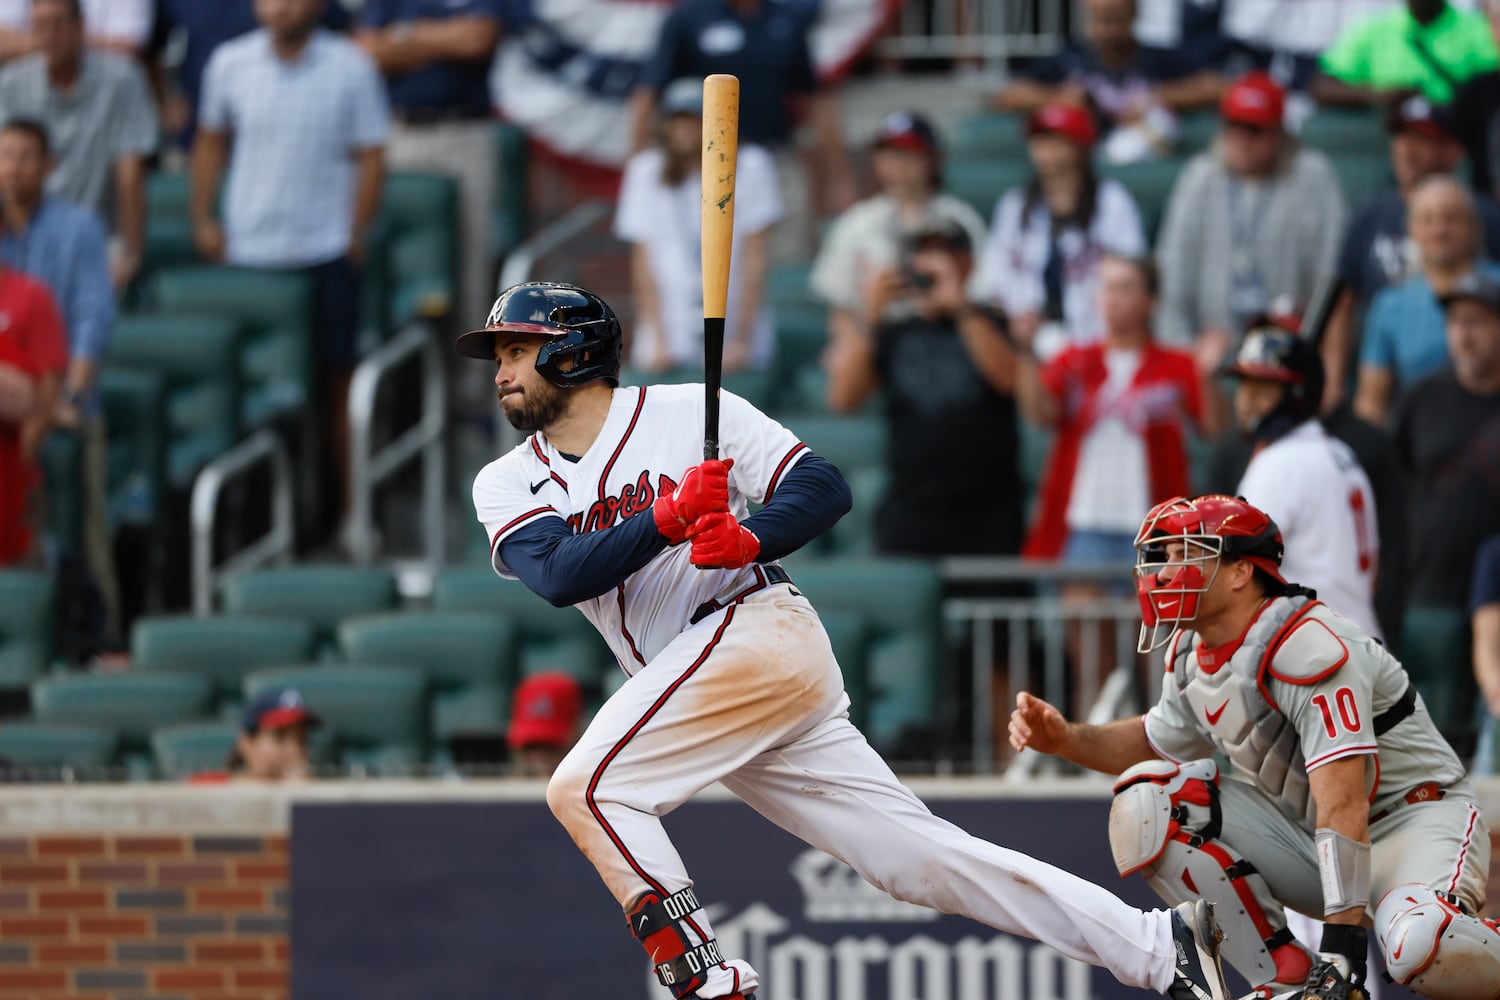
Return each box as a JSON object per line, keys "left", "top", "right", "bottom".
{"left": 461, "top": 281, "right": 1234, "bottom": 1000}
{"left": 1010, "top": 494, "right": 1500, "bottom": 1000}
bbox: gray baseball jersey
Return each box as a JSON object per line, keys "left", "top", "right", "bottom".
{"left": 1144, "top": 596, "right": 1467, "bottom": 832}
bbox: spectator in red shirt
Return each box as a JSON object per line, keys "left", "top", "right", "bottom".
{"left": 1016, "top": 254, "right": 1228, "bottom": 562}
{"left": 0, "top": 264, "right": 68, "bottom": 566}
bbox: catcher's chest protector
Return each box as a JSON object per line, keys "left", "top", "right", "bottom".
{"left": 1171, "top": 597, "right": 1317, "bottom": 830}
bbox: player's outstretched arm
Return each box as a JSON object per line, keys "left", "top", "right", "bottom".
{"left": 1008, "top": 692, "right": 1157, "bottom": 775}
{"left": 501, "top": 513, "right": 671, "bottom": 607}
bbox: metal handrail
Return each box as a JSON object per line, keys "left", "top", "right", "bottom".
{"left": 190, "top": 429, "right": 294, "bottom": 615}
{"left": 497, "top": 199, "right": 612, "bottom": 293}
{"left": 944, "top": 593, "right": 1142, "bottom": 776}
{"left": 346, "top": 320, "right": 448, "bottom": 572}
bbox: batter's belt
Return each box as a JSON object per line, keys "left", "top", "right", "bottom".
{"left": 689, "top": 566, "right": 794, "bottom": 625}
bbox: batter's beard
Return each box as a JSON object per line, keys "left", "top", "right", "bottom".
{"left": 500, "top": 381, "right": 569, "bottom": 431}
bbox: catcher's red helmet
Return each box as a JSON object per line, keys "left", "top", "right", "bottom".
{"left": 1132, "top": 495, "right": 1287, "bottom": 651}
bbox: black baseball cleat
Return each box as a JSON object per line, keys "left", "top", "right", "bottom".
{"left": 1166, "top": 900, "right": 1231, "bottom": 1000}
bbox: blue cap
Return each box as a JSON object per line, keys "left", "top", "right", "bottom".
{"left": 661, "top": 78, "right": 704, "bottom": 117}
{"left": 241, "top": 687, "right": 320, "bottom": 733}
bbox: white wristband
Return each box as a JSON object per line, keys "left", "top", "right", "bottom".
{"left": 1315, "top": 827, "right": 1370, "bottom": 916}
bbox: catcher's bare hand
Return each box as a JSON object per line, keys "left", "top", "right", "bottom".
{"left": 1009, "top": 691, "right": 1070, "bottom": 755}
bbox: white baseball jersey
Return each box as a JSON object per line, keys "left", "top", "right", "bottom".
{"left": 1236, "top": 419, "right": 1382, "bottom": 640}
{"left": 472, "top": 385, "right": 808, "bottom": 672}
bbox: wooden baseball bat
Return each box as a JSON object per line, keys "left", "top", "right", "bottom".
{"left": 700, "top": 74, "right": 739, "bottom": 461}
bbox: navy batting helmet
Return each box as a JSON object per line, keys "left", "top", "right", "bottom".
{"left": 1228, "top": 320, "right": 1324, "bottom": 438}
{"left": 455, "top": 281, "right": 623, "bottom": 388}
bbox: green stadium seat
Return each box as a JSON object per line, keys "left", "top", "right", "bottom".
{"left": 949, "top": 112, "right": 1026, "bottom": 160}
{"left": 142, "top": 215, "right": 199, "bottom": 279}
{"left": 817, "top": 609, "right": 870, "bottom": 730}
{"left": 1328, "top": 153, "right": 1394, "bottom": 210}
{"left": 147, "top": 170, "right": 191, "bottom": 217}
{"left": 1297, "top": 110, "right": 1389, "bottom": 157}
{"left": 773, "top": 308, "right": 832, "bottom": 415}
{"left": 98, "top": 367, "right": 168, "bottom": 528}
{"left": 374, "top": 172, "right": 459, "bottom": 327}
{"left": 1098, "top": 157, "right": 1185, "bottom": 243}
{"left": 150, "top": 720, "right": 239, "bottom": 778}
{"left": 1174, "top": 111, "right": 1220, "bottom": 154}
{"left": 828, "top": 464, "right": 884, "bottom": 557}
{"left": 431, "top": 568, "right": 614, "bottom": 684}
{"left": 337, "top": 612, "right": 519, "bottom": 743}
{"left": 220, "top": 566, "right": 400, "bottom": 651}
{"left": 37, "top": 429, "right": 84, "bottom": 557}
{"left": 0, "top": 571, "right": 53, "bottom": 688}
{"left": 945, "top": 158, "right": 1033, "bottom": 221}
{"left": 1398, "top": 606, "right": 1471, "bottom": 739}
{"left": 147, "top": 266, "right": 316, "bottom": 427}
{"left": 494, "top": 122, "right": 530, "bottom": 259}
{"left": 131, "top": 615, "right": 317, "bottom": 705}
{"left": 31, "top": 671, "right": 214, "bottom": 753}
{"left": 779, "top": 557, "right": 943, "bottom": 752}
{"left": 107, "top": 314, "right": 243, "bottom": 487}
{"left": 0, "top": 722, "right": 116, "bottom": 771}
{"left": 781, "top": 414, "right": 886, "bottom": 477}
{"left": 243, "top": 664, "right": 428, "bottom": 772}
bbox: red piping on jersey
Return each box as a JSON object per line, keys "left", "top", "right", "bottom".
{"left": 597, "top": 388, "right": 648, "bottom": 503}
{"left": 530, "top": 436, "right": 568, "bottom": 489}
{"left": 617, "top": 583, "right": 647, "bottom": 668}
{"left": 1447, "top": 803, "right": 1479, "bottom": 895}
{"left": 492, "top": 506, "right": 556, "bottom": 553}
{"left": 1196, "top": 599, "right": 1276, "bottom": 674}
{"left": 1253, "top": 600, "right": 1322, "bottom": 713}
{"left": 765, "top": 442, "right": 809, "bottom": 501}
{"left": 690, "top": 565, "right": 771, "bottom": 623}
{"left": 585, "top": 605, "right": 736, "bottom": 939}
{"left": 1264, "top": 618, "right": 1349, "bottom": 686}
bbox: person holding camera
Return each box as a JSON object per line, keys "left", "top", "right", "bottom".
{"left": 824, "top": 219, "right": 1024, "bottom": 557}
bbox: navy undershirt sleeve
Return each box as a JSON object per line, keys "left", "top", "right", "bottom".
{"left": 743, "top": 454, "right": 852, "bottom": 561}
{"left": 500, "top": 510, "right": 669, "bottom": 608}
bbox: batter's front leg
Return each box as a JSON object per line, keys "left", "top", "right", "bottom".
{"left": 721, "top": 717, "right": 1222, "bottom": 997}
{"left": 543, "top": 600, "right": 847, "bottom": 999}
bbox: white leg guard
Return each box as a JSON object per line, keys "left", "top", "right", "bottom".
{"left": 1374, "top": 884, "right": 1500, "bottom": 1000}
{"left": 1109, "top": 758, "right": 1312, "bottom": 989}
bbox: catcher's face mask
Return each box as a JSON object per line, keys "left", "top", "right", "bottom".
{"left": 1133, "top": 502, "right": 1224, "bottom": 653}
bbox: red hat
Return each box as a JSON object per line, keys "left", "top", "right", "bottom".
{"left": 1220, "top": 72, "right": 1285, "bottom": 130}
{"left": 507, "top": 673, "right": 583, "bottom": 751}
{"left": 1026, "top": 101, "right": 1098, "bottom": 148}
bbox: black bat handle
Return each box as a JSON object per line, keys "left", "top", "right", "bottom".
{"left": 703, "top": 316, "right": 724, "bottom": 460}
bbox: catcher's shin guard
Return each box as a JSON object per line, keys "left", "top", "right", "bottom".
{"left": 627, "top": 887, "right": 738, "bottom": 999}
{"left": 1109, "top": 759, "right": 1312, "bottom": 991}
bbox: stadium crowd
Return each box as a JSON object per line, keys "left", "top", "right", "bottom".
{"left": 0, "top": 0, "right": 1499, "bottom": 781}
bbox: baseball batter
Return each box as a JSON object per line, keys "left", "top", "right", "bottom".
{"left": 462, "top": 281, "right": 1233, "bottom": 1000}
{"left": 1011, "top": 494, "right": 1500, "bottom": 1000}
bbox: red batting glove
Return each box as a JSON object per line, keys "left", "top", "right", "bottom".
{"left": 687, "top": 511, "right": 761, "bottom": 569}
{"left": 652, "top": 458, "right": 734, "bottom": 544}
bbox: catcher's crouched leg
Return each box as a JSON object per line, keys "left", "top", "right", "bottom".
{"left": 1373, "top": 884, "right": 1500, "bottom": 1000}
{"left": 1108, "top": 758, "right": 1313, "bottom": 992}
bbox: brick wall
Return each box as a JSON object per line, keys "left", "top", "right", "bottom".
{"left": 0, "top": 834, "right": 287, "bottom": 1000}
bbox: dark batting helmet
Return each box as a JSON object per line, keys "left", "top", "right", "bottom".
{"left": 1227, "top": 319, "right": 1324, "bottom": 440}
{"left": 455, "top": 281, "right": 623, "bottom": 388}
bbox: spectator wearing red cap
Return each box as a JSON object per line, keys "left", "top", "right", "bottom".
{"left": 1320, "top": 95, "right": 1500, "bottom": 410}
{"left": 978, "top": 101, "right": 1144, "bottom": 359}
{"left": 226, "top": 687, "right": 321, "bottom": 782}
{"left": 993, "top": 0, "right": 1223, "bottom": 163}
{"left": 811, "top": 111, "right": 989, "bottom": 346}
{"left": 1155, "top": 71, "right": 1345, "bottom": 348}
{"left": 508, "top": 672, "right": 584, "bottom": 778}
